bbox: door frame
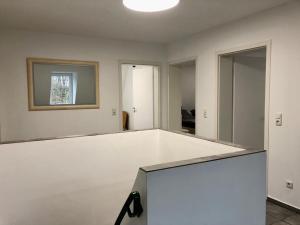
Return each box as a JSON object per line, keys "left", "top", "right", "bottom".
{"left": 167, "top": 56, "right": 198, "bottom": 133}
{"left": 118, "top": 60, "right": 162, "bottom": 131}
{"left": 216, "top": 40, "right": 272, "bottom": 151}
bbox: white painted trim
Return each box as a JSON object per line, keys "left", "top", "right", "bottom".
{"left": 194, "top": 57, "right": 200, "bottom": 136}
{"left": 168, "top": 56, "right": 198, "bottom": 66}
{"left": 215, "top": 40, "right": 272, "bottom": 151}
{"left": 156, "top": 66, "right": 162, "bottom": 128}
{"left": 118, "top": 60, "right": 162, "bottom": 131}
{"left": 232, "top": 56, "right": 236, "bottom": 143}
{"left": 167, "top": 56, "right": 198, "bottom": 134}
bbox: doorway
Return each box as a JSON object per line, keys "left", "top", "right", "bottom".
{"left": 218, "top": 47, "right": 267, "bottom": 149}
{"left": 121, "top": 64, "right": 160, "bottom": 131}
{"left": 169, "top": 60, "right": 196, "bottom": 134}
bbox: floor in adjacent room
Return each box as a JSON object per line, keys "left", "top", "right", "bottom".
{"left": 267, "top": 201, "right": 300, "bottom": 225}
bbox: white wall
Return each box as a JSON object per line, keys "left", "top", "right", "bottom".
{"left": 180, "top": 65, "right": 195, "bottom": 110}
{"left": 0, "top": 129, "right": 247, "bottom": 225}
{"left": 158, "top": 130, "right": 244, "bottom": 162}
{"left": 0, "top": 130, "right": 159, "bottom": 225}
{"left": 0, "top": 30, "right": 166, "bottom": 142}
{"left": 167, "top": 1, "right": 300, "bottom": 208}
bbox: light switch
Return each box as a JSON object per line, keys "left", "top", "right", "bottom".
{"left": 286, "top": 181, "right": 293, "bottom": 190}
{"left": 203, "top": 109, "right": 208, "bottom": 119}
{"left": 275, "top": 113, "right": 282, "bottom": 126}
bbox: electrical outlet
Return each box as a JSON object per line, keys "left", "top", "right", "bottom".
{"left": 286, "top": 181, "right": 293, "bottom": 190}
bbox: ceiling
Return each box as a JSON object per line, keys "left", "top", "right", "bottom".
{"left": 0, "top": 0, "right": 291, "bottom": 43}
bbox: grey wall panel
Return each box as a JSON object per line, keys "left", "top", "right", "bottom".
{"left": 147, "top": 152, "right": 266, "bottom": 225}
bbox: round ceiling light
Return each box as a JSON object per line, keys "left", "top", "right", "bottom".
{"left": 123, "top": 0, "right": 180, "bottom": 12}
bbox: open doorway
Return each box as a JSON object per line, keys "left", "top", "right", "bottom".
{"left": 218, "top": 47, "right": 267, "bottom": 149}
{"left": 169, "top": 60, "right": 196, "bottom": 134}
{"left": 121, "top": 64, "right": 160, "bottom": 131}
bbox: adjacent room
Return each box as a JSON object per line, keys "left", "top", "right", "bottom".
{"left": 0, "top": 0, "right": 299, "bottom": 225}
{"left": 121, "top": 64, "right": 160, "bottom": 131}
{"left": 218, "top": 47, "right": 267, "bottom": 149}
{"left": 169, "top": 60, "right": 196, "bottom": 134}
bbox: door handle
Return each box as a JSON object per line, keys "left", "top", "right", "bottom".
{"left": 133, "top": 107, "right": 137, "bottom": 113}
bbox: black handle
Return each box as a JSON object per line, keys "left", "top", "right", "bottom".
{"left": 114, "top": 191, "right": 143, "bottom": 225}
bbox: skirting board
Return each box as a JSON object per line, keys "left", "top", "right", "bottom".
{"left": 268, "top": 197, "right": 300, "bottom": 214}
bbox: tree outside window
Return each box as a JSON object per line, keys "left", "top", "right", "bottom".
{"left": 50, "top": 73, "right": 73, "bottom": 105}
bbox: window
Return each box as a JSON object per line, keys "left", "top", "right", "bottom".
{"left": 27, "top": 58, "right": 99, "bottom": 110}
{"left": 50, "top": 73, "right": 74, "bottom": 105}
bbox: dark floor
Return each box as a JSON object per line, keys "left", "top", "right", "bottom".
{"left": 267, "top": 201, "right": 300, "bottom": 225}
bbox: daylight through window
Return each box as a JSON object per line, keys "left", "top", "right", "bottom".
{"left": 50, "top": 73, "right": 74, "bottom": 105}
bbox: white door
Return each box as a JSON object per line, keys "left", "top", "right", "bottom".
{"left": 132, "top": 66, "right": 154, "bottom": 130}
{"left": 218, "top": 56, "right": 234, "bottom": 142}
{"left": 168, "top": 66, "right": 182, "bottom": 131}
{"left": 233, "top": 55, "right": 266, "bottom": 149}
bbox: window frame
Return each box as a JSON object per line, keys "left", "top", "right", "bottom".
{"left": 27, "top": 57, "right": 100, "bottom": 111}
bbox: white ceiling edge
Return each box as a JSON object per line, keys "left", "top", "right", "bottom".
{"left": 166, "top": 1, "right": 292, "bottom": 45}
{"left": 0, "top": 0, "right": 293, "bottom": 45}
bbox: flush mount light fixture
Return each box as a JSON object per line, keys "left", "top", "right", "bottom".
{"left": 123, "top": 0, "right": 180, "bottom": 12}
